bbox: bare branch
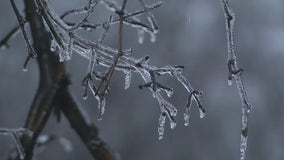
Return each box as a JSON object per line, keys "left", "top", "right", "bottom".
{"left": 0, "top": 24, "right": 21, "bottom": 50}
{"left": 56, "top": 91, "right": 117, "bottom": 160}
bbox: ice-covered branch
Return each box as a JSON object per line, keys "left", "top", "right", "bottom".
{"left": 220, "top": 1, "right": 252, "bottom": 160}
{"left": 7, "top": 0, "right": 205, "bottom": 141}
{"left": 32, "top": 0, "right": 205, "bottom": 139}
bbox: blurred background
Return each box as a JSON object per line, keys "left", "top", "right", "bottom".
{"left": 1, "top": 0, "right": 284, "bottom": 160}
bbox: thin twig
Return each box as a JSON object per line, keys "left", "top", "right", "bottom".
{"left": 138, "top": 0, "right": 159, "bottom": 32}
{"left": 220, "top": 1, "right": 251, "bottom": 160}
{"left": 97, "top": 0, "right": 128, "bottom": 97}
{"left": 10, "top": 0, "right": 36, "bottom": 71}
{"left": 0, "top": 24, "right": 22, "bottom": 50}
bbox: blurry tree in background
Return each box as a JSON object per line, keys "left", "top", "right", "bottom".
{"left": 2, "top": 0, "right": 284, "bottom": 160}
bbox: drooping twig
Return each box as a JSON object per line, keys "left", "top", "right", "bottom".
{"left": 220, "top": 1, "right": 251, "bottom": 160}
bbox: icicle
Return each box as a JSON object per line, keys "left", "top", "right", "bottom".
{"left": 22, "top": 67, "right": 28, "bottom": 72}
{"left": 124, "top": 71, "right": 131, "bottom": 89}
{"left": 88, "top": 49, "right": 97, "bottom": 73}
{"left": 158, "top": 112, "right": 166, "bottom": 140}
{"left": 137, "top": 29, "right": 145, "bottom": 44}
{"left": 168, "top": 116, "right": 176, "bottom": 129}
{"left": 170, "top": 122, "right": 176, "bottom": 129}
{"left": 152, "top": 92, "right": 177, "bottom": 132}
{"left": 184, "top": 107, "right": 190, "bottom": 126}
{"left": 150, "top": 32, "right": 156, "bottom": 43}
{"left": 50, "top": 39, "right": 57, "bottom": 52}
{"left": 240, "top": 135, "right": 247, "bottom": 160}
{"left": 97, "top": 96, "right": 106, "bottom": 121}
{"left": 58, "top": 49, "right": 67, "bottom": 62}
{"left": 174, "top": 73, "right": 205, "bottom": 122}
{"left": 136, "top": 68, "right": 151, "bottom": 83}
{"left": 228, "top": 79, "right": 233, "bottom": 86}
{"left": 167, "top": 104, "right": 177, "bottom": 117}
{"left": 138, "top": 0, "right": 159, "bottom": 34}
{"left": 164, "top": 89, "right": 173, "bottom": 97}
{"left": 164, "top": 101, "right": 177, "bottom": 117}
{"left": 185, "top": 96, "right": 193, "bottom": 126}
{"left": 247, "top": 104, "right": 252, "bottom": 113}
{"left": 199, "top": 108, "right": 206, "bottom": 118}
{"left": 66, "top": 37, "right": 74, "bottom": 61}
{"left": 154, "top": 92, "right": 177, "bottom": 117}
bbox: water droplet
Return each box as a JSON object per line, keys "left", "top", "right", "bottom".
{"left": 22, "top": 68, "right": 28, "bottom": 72}
{"left": 199, "top": 108, "right": 206, "bottom": 118}
{"left": 0, "top": 44, "right": 8, "bottom": 50}
{"left": 82, "top": 95, "right": 88, "bottom": 100}
{"left": 228, "top": 79, "right": 233, "bottom": 86}
{"left": 150, "top": 33, "right": 156, "bottom": 43}
{"left": 137, "top": 29, "right": 145, "bottom": 44}
{"left": 170, "top": 121, "right": 176, "bottom": 129}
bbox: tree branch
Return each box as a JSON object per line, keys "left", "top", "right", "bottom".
{"left": 55, "top": 91, "right": 116, "bottom": 160}
{"left": 220, "top": 1, "right": 251, "bottom": 160}
{"left": 6, "top": 0, "right": 116, "bottom": 160}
